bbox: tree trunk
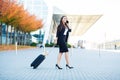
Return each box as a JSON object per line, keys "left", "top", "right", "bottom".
{"left": 16, "top": 29, "right": 18, "bottom": 45}
{"left": 20, "top": 31, "right": 22, "bottom": 45}
{"left": 10, "top": 26, "right": 12, "bottom": 45}
{"left": 28, "top": 32, "right": 31, "bottom": 46}
{"left": 6, "top": 25, "right": 9, "bottom": 45}
{"left": 0, "top": 22, "right": 2, "bottom": 45}
{"left": 19, "top": 31, "right": 22, "bottom": 45}
{"left": 24, "top": 32, "right": 26, "bottom": 46}
{"left": 13, "top": 28, "right": 18, "bottom": 45}
{"left": 17, "top": 31, "right": 20, "bottom": 45}
{"left": 18, "top": 31, "right": 21, "bottom": 45}
{"left": 13, "top": 27, "right": 16, "bottom": 44}
{"left": 22, "top": 32, "right": 24, "bottom": 45}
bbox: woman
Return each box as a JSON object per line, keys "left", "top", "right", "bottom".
{"left": 55, "top": 16, "right": 73, "bottom": 70}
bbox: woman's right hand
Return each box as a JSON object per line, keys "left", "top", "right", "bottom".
{"left": 54, "top": 38, "right": 58, "bottom": 44}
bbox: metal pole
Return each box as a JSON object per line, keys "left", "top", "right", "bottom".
{"left": 15, "top": 41, "right": 17, "bottom": 55}
{"left": 43, "top": 43, "right": 45, "bottom": 53}
{"left": 99, "top": 44, "right": 101, "bottom": 57}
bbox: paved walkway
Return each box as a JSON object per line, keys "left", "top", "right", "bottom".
{"left": 0, "top": 48, "right": 120, "bottom": 80}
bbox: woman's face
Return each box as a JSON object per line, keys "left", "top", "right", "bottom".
{"left": 62, "top": 16, "right": 67, "bottom": 24}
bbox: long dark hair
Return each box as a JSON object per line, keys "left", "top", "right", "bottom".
{"left": 65, "top": 20, "right": 69, "bottom": 29}
{"left": 57, "top": 16, "right": 66, "bottom": 31}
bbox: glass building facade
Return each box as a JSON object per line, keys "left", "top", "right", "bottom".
{"left": 20, "top": 0, "right": 48, "bottom": 22}
{"left": 0, "top": 24, "right": 31, "bottom": 45}
{"left": 1, "top": 24, "right": 8, "bottom": 44}
{"left": 18, "top": 0, "right": 50, "bottom": 44}
{"left": 0, "top": 0, "right": 49, "bottom": 45}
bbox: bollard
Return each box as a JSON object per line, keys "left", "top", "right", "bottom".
{"left": 15, "top": 41, "right": 17, "bottom": 55}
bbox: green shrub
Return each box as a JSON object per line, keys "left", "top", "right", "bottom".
{"left": 49, "top": 43, "right": 55, "bottom": 47}
{"left": 45, "top": 43, "right": 50, "bottom": 47}
{"left": 54, "top": 44, "right": 59, "bottom": 47}
{"left": 45, "top": 43, "right": 71, "bottom": 48}
{"left": 30, "top": 42, "right": 37, "bottom": 46}
{"left": 67, "top": 43, "right": 71, "bottom": 48}
{"left": 45, "top": 43, "right": 55, "bottom": 47}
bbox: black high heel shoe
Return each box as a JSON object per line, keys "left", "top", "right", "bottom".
{"left": 55, "top": 64, "right": 62, "bottom": 70}
{"left": 66, "top": 64, "right": 73, "bottom": 69}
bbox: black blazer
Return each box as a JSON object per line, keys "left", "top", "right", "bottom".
{"left": 56, "top": 26, "right": 71, "bottom": 45}
{"left": 65, "top": 29, "right": 71, "bottom": 42}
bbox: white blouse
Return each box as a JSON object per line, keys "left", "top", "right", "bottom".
{"left": 64, "top": 28, "right": 68, "bottom": 35}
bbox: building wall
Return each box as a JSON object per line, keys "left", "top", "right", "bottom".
{"left": 18, "top": 0, "right": 53, "bottom": 45}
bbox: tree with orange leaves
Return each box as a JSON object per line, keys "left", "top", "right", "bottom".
{"left": 0, "top": 0, "right": 20, "bottom": 45}
{"left": 0, "top": 0, "right": 43, "bottom": 45}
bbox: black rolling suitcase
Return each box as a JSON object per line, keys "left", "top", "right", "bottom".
{"left": 31, "top": 54, "right": 45, "bottom": 69}
{"left": 30, "top": 46, "right": 47, "bottom": 69}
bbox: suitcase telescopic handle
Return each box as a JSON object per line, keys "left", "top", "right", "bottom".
{"left": 43, "top": 44, "right": 48, "bottom": 56}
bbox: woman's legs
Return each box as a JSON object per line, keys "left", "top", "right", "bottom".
{"left": 57, "top": 52, "right": 69, "bottom": 65}
{"left": 65, "top": 52, "right": 73, "bottom": 69}
{"left": 65, "top": 52, "right": 69, "bottom": 65}
{"left": 57, "top": 53, "right": 63, "bottom": 65}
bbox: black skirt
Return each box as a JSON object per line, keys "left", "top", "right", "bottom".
{"left": 58, "top": 42, "right": 68, "bottom": 53}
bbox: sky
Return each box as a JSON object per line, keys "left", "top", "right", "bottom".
{"left": 44, "top": 0, "right": 120, "bottom": 44}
